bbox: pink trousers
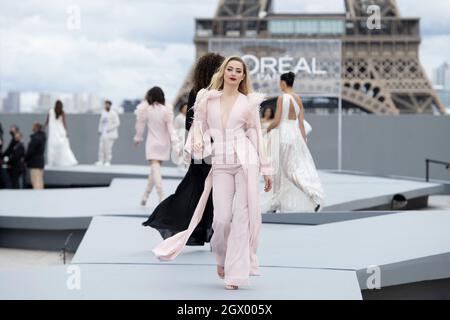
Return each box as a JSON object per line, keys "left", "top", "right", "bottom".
{"left": 211, "top": 163, "right": 250, "bottom": 286}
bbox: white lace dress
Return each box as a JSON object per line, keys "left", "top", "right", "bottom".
{"left": 261, "top": 119, "right": 272, "bottom": 164}
{"left": 261, "top": 93, "right": 325, "bottom": 213}
{"left": 47, "top": 108, "right": 78, "bottom": 167}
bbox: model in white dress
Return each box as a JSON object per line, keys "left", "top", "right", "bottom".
{"left": 262, "top": 93, "right": 325, "bottom": 213}
{"left": 46, "top": 103, "right": 78, "bottom": 167}
{"left": 260, "top": 107, "right": 274, "bottom": 164}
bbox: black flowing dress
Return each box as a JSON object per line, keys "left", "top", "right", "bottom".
{"left": 142, "top": 89, "right": 214, "bottom": 246}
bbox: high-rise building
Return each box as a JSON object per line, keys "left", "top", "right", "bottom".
{"left": 87, "top": 93, "right": 102, "bottom": 113}
{"left": 37, "top": 93, "right": 53, "bottom": 112}
{"left": 2, "top": 91, "right": 21, "bottom": 113}
{"left": 433, "top": 62, "right": 450, "bottom": 90}
{"left": 73, "top": 93, "right": 87, "bottom": 113}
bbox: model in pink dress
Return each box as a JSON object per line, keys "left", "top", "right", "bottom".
{"left": 134, "top": 87, "right": 179, "bottom": 205}
{"left": 152, "top": 57, "right": 273, "bottom": 290}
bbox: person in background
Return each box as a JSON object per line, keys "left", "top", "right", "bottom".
{"left": 5, "top": 130, "right": 25, "bottom": 189}
{"left": 3, "top": 125, "right": 20, "bottom": 159}
{"left": 264, "top": 71, "right": 325, "bottom": 213}
{"left": 134, "top": 86, "right": 179, "bottom": 205}
{"left": 0, "top": 123, "right": 4, "bottom": 188}
{"left": 0, "top": 123, "right": 3, "bottom": 155}
{"left": 25, "top": 122, "right": 46, "bottom": 189}
{"left": 260, "top": 107, "right": 274, "bottom": 130}
{"left": 2, "top": 125, "right": 20, "bottom": 188}
{"left": 95, "top": 100, "right": 120, "bottom": 166}
{"left": 45, "top": 100, "right": 78, "bottom": 167}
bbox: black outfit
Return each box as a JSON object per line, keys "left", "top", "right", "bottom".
{"left": 2, "top": 136, "right": 17, "bottom": 160}
{"left": 2, "top": 135, "right": 18, "bottom": 188}
{"left": 25, "top": 131, "right": 46, "bottom": 169}
{"left": 0, "top": 123, "right": 3, "bottom": 155}
{"left": 0, "top": 123, "right": 4, "bottom": 188}
{"left": 143, "top": 89, "right": 214, "bottom": 246}
{"left": 6, "top": 140, "right": 25, "bottom": 189}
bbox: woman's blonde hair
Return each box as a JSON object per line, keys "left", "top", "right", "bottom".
{"left": 208, "top": 55, "right": 253, "bottom": 95}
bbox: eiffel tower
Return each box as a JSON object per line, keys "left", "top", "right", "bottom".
{"left": 174, "top": 0, "right": 446, "bottom": 115}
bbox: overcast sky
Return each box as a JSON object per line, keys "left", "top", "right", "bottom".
{"left": 0, "top": 0, "right": 449, "bottom": 106}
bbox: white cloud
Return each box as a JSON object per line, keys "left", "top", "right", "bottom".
{"left": 0, "top": 0, "right": 449, "bottom": 108}
{"left": 0, "top": 0, "right": 215, "bottom": 105}
{"left": 274, "top": 0, "right": 450, "bottom": 35}
{"left": 420, "top": 35, "right": 450, "bottom": 74}
{"left": 0, "top": 29, "right": 195, "bottom": 106}
{"left": 397, "top": 0, "right": 450, "bottom": 36}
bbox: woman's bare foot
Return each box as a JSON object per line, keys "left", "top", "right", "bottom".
{"left": 217, "top": 265, "right": 225, "bottom": 279}
{"left": 225, "top": 285, "right": 238, "bottom": 290}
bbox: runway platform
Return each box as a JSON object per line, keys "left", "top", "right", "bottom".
{"left": 1, "top": 165, "right": 446, "bottom": 251}
{"left": 43, "top": 164, "right": 185, "bottom": 186}
{"left": 2, "top": 166, "right": 445, "bottom": 224}
{"left": 1, "top": 212, "right": 449, "bottom": 299}
{"left": 0, "top": 264, "right": 361, "bottom": 300}
{"left": 71, "top": 214, "right": 450, "bottom": 290}
{"left": 1, "top": 165, "right": 449, "bottom": 299}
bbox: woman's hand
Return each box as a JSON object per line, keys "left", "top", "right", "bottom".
{"left": 263, "top": 175, "right": 272, "bottom": 192}
{"left": 133, "top": 140, "right": 140, "bottom": 147}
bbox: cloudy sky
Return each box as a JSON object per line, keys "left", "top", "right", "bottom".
{"left": 0, "top": 0, "right": 449, "bottom": 107}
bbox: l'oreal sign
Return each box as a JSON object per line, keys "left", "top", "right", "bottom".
{"left": 209, "top": 39, "right": 342, "bottom": 95}
{"left": 243, "top": 55, "right": 327, "bottom": 76}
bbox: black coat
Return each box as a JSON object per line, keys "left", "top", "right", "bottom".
{"left": 185, "top": 89, "right": 196, "bottom": 132}
{"left": 3, "top": 137, "right": 17, "bottom": 159}
{"left": 0, "top": 123, "right": 3, "bottom": 156}
{"left": 7, "top": 141, "right": 25, "bottom": 173}
{"left": 25, "top": 131, "right": 46, "bottom": 169}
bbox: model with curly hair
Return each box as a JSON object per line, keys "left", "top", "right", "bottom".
{"left": 142, "top": 53, "right": 224, "bottom": 246}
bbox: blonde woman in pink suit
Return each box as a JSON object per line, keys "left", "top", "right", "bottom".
{"left": 134, "top": 86, "right": 179, "bottom": 205}
{"left": 152, "top": 56, "right": 273, "bottom": 290}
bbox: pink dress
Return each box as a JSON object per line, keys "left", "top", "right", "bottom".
{"left": 134, "top": 101, "right": 177, "bottom": 161}
{"left": 152, "top": 89, "right": 273, "bottom": 277}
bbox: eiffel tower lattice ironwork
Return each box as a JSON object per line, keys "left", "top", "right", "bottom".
{"left": 174, "top": 0, "right": 445, "bottom": 115}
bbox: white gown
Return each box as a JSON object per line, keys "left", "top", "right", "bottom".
{"left": 261, "top": 120, "right": 272, "bottom": 164}
{"left": 261, "top": 93, "right": 325, "bottom": 213}
{"left": 47, "top": 108, "right": 78, "bottom": 167}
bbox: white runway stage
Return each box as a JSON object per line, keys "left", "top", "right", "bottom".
{"left": 1, "top": 212, "right": 450, "bottom": 299}
{"left": 1, "top": 165, "right": 449, "bottom": 299}
{"left": 1, "top": 165, "right": 444, "bottom": 228}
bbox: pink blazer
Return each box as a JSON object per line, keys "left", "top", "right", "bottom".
{"left": 133, "top": 101, "right": 178, "bottom": 161}
{"left": 152, "top": 89, "right": 273, "bottom": 276}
